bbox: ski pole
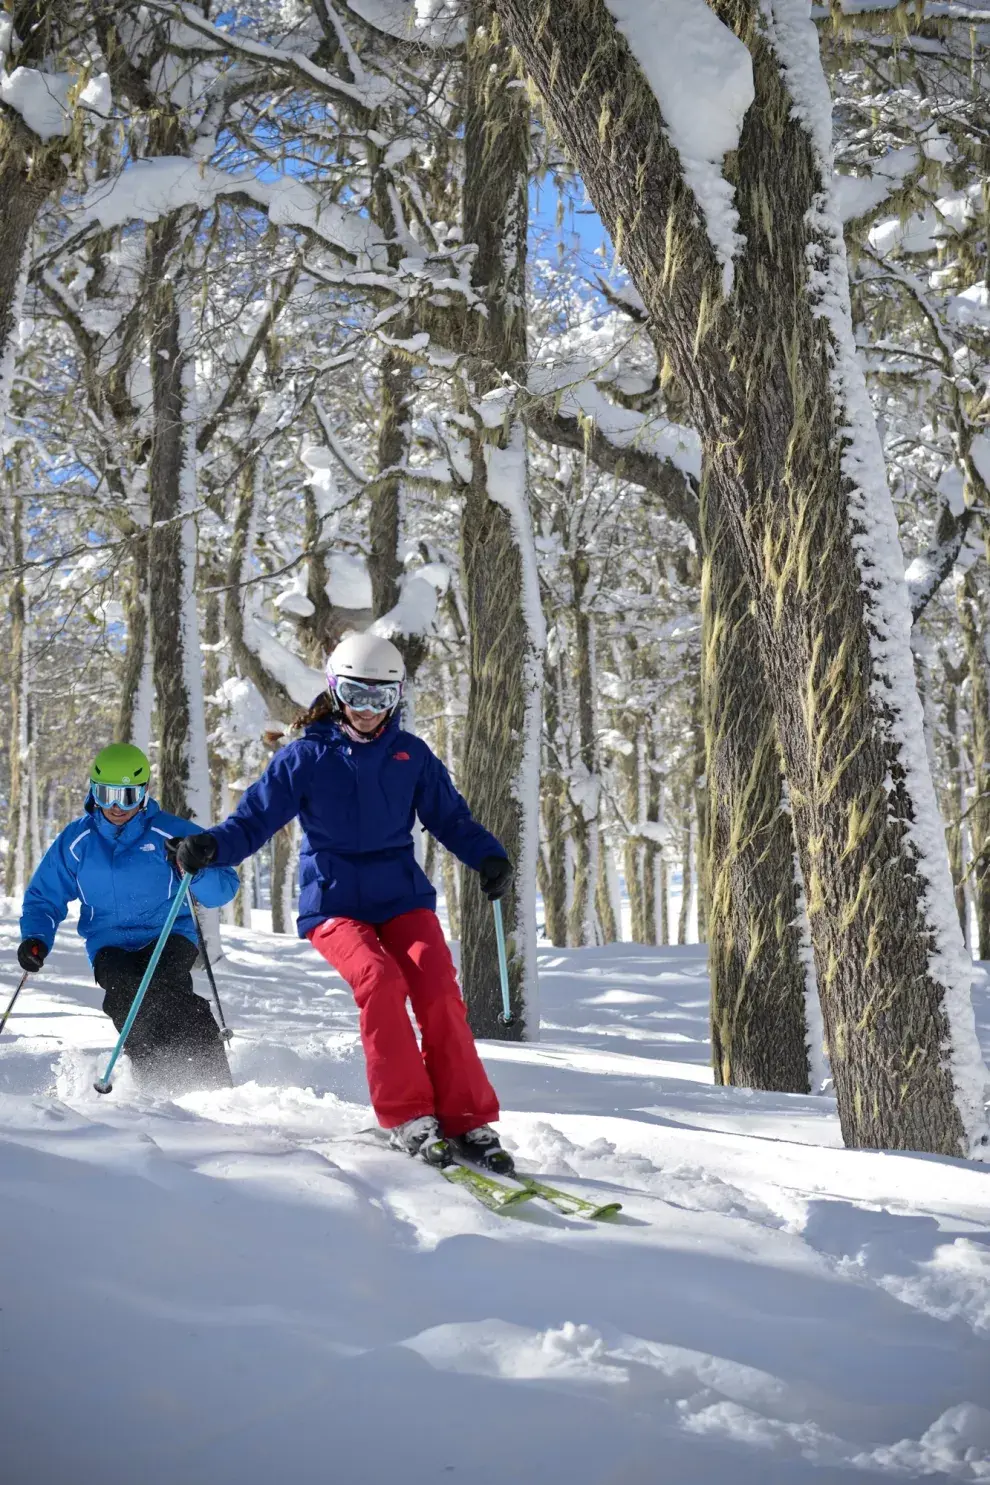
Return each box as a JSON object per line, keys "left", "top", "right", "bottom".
{"left": 189, "top": 897, "right": 233, "bottom": 1043}
{"left": 94, "top": 873, "right": 193, "bottom": 1095}
{"left": 492, "top": 897, "right": 514, "bottom": 1027}
{"left": 0, "top": 972, "right": 28, "bottom": 1038}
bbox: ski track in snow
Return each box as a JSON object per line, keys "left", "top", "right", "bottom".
{"left": 0, "top": 907, "right": 988, "bottom": 1484}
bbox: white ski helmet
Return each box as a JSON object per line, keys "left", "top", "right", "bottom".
{"left": 327, "top": 632, "right": 405, "bottom": 684}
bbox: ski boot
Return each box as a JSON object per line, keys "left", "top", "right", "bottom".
{"left": 388, "top": 1115, "right": 452, "bottom": 1167}
{"left": 450, "top": 1125, "right": 515, "bottom": 1176}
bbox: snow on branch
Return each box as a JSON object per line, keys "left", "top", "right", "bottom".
{"left": 81, "top": 160, "right": 387, "bottom": 268}
{"left": 143, "top": 1, "right": 393, "bottom": 112}
{"left": 343, "top": 0, "right": 467, "bottom": 47}
{"left": 528, "top": 357, "right": 701, "bottom": 537}
{"left": 906, "top": 503, "right": 977, "bottom": 624}
{"left": 370, "top": 566, "right": 450, "bottom": 642}
{"left": 833, "top": 146, "right": 921, "bottom": 227}
{"left": 0, "top": 67, "right": 111, "bottom": 141}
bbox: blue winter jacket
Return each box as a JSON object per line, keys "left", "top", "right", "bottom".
{"left": 20, "top": 797, "right": 240, "bottom": 963}
{"left": 208, "top": 713, "right": 506, "bottom": 935}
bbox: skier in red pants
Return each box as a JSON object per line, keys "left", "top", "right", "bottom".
{"left": 174, "top": 633, "right": 514, "bottom": 1171}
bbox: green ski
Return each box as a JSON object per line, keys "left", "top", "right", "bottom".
{"left": 514, "top": 1176, "right": 621, "bottom": 1221}
{"left": 441, "top": 1161, "right": 537, "bottom": 1212}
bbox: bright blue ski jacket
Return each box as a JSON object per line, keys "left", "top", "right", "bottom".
{"left": 207, "top": 713, "right": 506, "bottom": 935}
{"left": 20, "top": 797, "right": 240, "bottom": 963}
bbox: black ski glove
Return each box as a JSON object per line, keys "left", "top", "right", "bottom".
{"left": 478, "top": 855, "right": 513, "bottom": 901}
{"left": 168, "top": 832, "right": 218, "bottom": 875}
{"left": 17, "top": 938, "right": 48, "bottom": 973}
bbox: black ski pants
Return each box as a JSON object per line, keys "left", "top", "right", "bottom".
{"left": 93, "top": 933, "right": 232, "bottom": 1094}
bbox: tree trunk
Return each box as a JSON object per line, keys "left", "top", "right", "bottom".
{"left": 146, "top": 233, "right": 209, "bottom": 821}
{"left": 566, "top": 554, "right": 600, "bottom": 946}
{"left": 940, "top": 654, "right": 968, "bottom": 946}
{"left": 0, "top": 24, "right": 70, "bottom": 429}
{"left": 368, "top": 348, "right": 428, "bottom": 677}
{"left": 541, "top": 655, "right": 569, "bottom": 946}
{"left": 492, "top": 0, "right": 988, "bottom": 1154}
{"left": 271, "top": 822, "right": 295, "bottom": 935}
{"left": 677, "top": 781, "right": 693, "bottom": 946}
{"left": 596, "top": 845, "right": 620, "bottom": 943}
{"left": 619, "top": 726, "right": 647, "bottom": 943}
{"left": 959, "top": 576, "right": 990, "bottom": 959}
{"left": 458, "top": 3, "right": 544, "bottom": 1036}
{"left": 4, "top": 489, "right": 32, "bottom": 895}
{"left": 705, "top": 500, "right": 811, "bottom": 1090}
{"left": 117, "top": 539, "right": 153, "bottom": 750}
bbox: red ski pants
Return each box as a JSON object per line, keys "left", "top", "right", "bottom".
{"left": 307, "top": 908, "right": 499, "bottom": 1135}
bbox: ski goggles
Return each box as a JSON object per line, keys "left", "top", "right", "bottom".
{"left": 91, "top": 781, "right": 148, "bottom": 809}
{"left": 334, "top": 676, "right": 402, "bottom": 714}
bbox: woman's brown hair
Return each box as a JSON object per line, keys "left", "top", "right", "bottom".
{"left": 263, "top": 690, "right": 335, "bottom": 747}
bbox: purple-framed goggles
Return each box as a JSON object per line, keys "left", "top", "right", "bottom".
{"left": 333, "top": 676, "right": 402, "bottom": 714}
{"left": 91, "top": 781, "right": 149, "bottom": 809}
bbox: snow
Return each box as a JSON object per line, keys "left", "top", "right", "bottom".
{"left": 243, "top": 615, "right": 324, "bottom": 707}
{"left": 605, "top": 0, "right": 755, "bottom": 294}
{"left": 1, "top": 904, "right": 989, "bottom": 1483}
{"left": 0, "top": 66, "right": 109, "bottom": 139}
{"left": 371, "top": 572, "right": 441, "bottom": 641}
{"left": 0, "top": 68, "right": 72, "bottom": 139}
{"left": 832, "top": 146, "right": 919, "bottom": 224}
{"left": 971, "top": 435, "right": 990, "bottom": 491}
{"left": 326, "top": 551, "right": 372, "bottom": 610}
{"left": 948, "top": 285, "right": 990, "bottom": 330}
{"left": 766, "top": 0, "right": 990, "bottom": 1154}
{"left": 273, "top": 570, "right": 316, "bottom": 618}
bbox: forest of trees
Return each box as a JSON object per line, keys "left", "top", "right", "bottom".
{"left": 0, "top": 0, "right": 988, "bottom": 1159}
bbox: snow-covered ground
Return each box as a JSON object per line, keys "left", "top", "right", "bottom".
{"left": 1, "top": 904, "right": 988, "bottom": 1484}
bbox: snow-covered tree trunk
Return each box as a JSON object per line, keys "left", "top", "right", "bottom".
{"left": 458, "top": 4, "right": 544, "bottom": 1037}
{"left": 939, "top": 654, "right": 968, "bottom": 946}
{"left": 117, "top": 543, "right": 152, "bottom": 751}
{"left": 618, "top": 726, "right": 647, "bottom": 942}
{"left": 494, "top": 0, "right": 990, "bottom": 1154}
{"left": 958, "top": 575, "right": 990, "bottom": 958}
{"left": 4, "top": 488, "right": 33, "bottom": 894}
{"left": 146, "top": 228, "right": 210, "bottom": 822}
{"left": 0, "top": 3, "right": 74, "bottom": 433}
{"left": 596, "top": 841, "right": 619, "bottom": 943}
{"left": 566, "top": 554, "right": 601, "bottom": 947}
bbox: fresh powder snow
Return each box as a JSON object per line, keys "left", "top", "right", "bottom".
{"left": 0, "top": 903, "right": 988, "bottom": 1483}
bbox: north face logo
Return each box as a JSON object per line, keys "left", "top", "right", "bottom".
{"left": 392, "top": 751, "right": 410, "bottom": 761}
{"left": 140, "top": 843, "right": 156, "bottom": 852}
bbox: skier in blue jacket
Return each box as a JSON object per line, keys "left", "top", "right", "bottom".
{"left": 174, "top": 633, "right": 515, "bottom": 1172}
{"left": 18, "top": 744, "right": 239, "bottom": 1093}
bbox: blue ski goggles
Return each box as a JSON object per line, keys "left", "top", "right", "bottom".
{"left": 335, "top": 677, "right": 402, "bottom": 714}
{"left": 91, "top": 781, "right": 148, "bottom": 809}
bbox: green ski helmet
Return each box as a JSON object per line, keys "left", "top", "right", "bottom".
{"left": 90, "top": 743, "right": 151, "bottom": 809}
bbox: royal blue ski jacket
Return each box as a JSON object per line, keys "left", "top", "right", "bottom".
{"left": 20, "top": 797, "right": 239, "bottom": 963}
{"left": 207, "top": 713, "right": 506, "bottom": 935}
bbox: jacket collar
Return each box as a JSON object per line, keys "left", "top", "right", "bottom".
{"left": 306, "top": 713, "right": 401, "bottom": 749}
{"left": 87, "top": 794, "right": 161, "bottom": 843}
